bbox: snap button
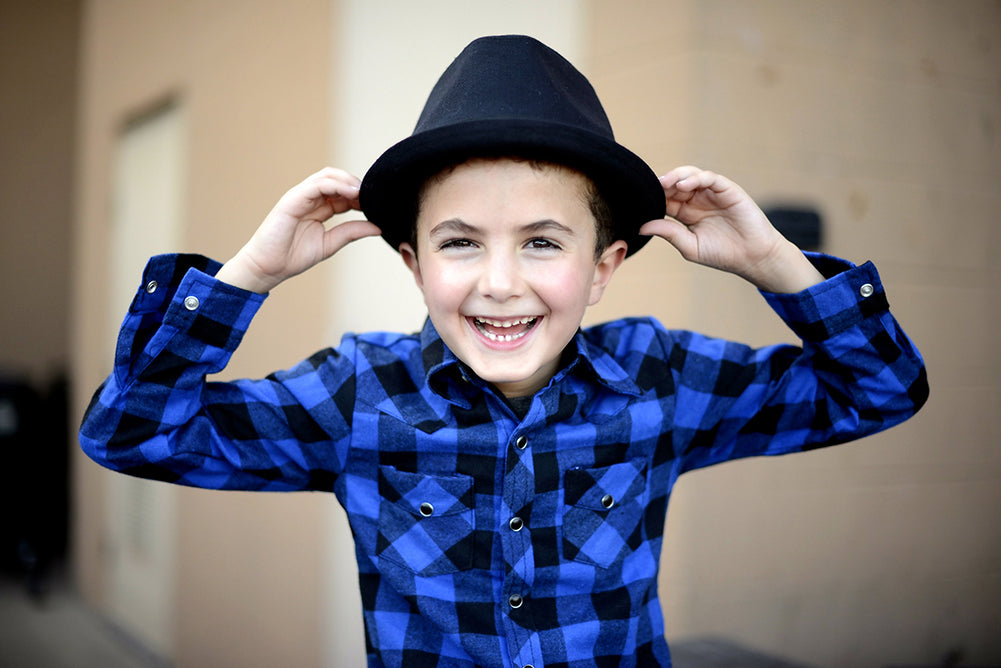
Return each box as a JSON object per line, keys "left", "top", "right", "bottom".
{"left": 514, "top": 435, "right": 528, "bottom": 450}
{"left": 183, "top": 296, "right": 200, "bottom": 310}
{"left": 859, "top": 283, "right": 874, "bottom": 298}
{"left": 601, "top": 494, "right": 615, "bottom": 509}
{"left": 145, "top": 280, "right": 158, "bottom": 294}
{"left": 508, "top": 594, "right": 523, "bottom": 609}
{"left": 419, "top": 502, "right": 434, "bottom": 517}
{"left": 509, "top": 516, "right": 524, "bottom": 532}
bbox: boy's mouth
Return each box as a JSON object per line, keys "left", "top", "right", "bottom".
{"left": 470, "top": 316, "right": 539, "bottom": 343}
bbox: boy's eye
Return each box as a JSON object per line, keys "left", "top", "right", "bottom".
{"left": 526, "top": 237, "right": 561, "bottom": 250}
{"left": 439, "top": 238, "right": 476, "bottom": 250}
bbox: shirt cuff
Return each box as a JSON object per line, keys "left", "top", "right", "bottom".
{"left": 135, "top": 253, "right": 266, "bottom": 352}
{"left": 761, "top": 252, "right": 889, "bottom": 342}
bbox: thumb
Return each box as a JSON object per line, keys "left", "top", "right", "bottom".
{"left": 322, "top": 219, "right": 383, "bottom": 258}
{"left": 639, "top": 219, "right": 697, "bottom": 260}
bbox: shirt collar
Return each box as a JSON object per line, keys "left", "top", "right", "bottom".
{"left": 419, "top": 319, "right": 642, "bottom": 403}
{"left": 569, "top": 329, "right": 643, "bottom": 397}
{"left": 420, "top": 320, "right": 475, "bottom": 406}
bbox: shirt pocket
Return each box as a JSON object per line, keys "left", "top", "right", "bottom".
{"left": 376, "top": 465, "right": 476, "bottom": 576}
{"left": 563, "top": 458, "right": 648, "bottom": 569}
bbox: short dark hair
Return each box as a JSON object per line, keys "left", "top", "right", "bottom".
{"left": 412, "top": 157, "right": 615, "bottom": 260}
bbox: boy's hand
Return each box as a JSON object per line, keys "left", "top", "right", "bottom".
{"left": 639, "top": 166, "right": 824, "bottom": 293}
{"left": 216, "top": 168, "right": 382, "bottom": 294}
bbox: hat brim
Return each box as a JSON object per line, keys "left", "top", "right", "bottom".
{"left": 360, "top": 119, "right": 665, "bottom": 258}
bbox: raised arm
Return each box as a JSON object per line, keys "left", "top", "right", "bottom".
{"left": 632, "top": 167, "right": 928, "bottom": 469}
{"left": 80, "top": 169, "right": 377, "bottom": 490}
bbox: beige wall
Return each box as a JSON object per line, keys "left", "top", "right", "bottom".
{"left": 72, "top": 1, "right": 334, "bottom": 665}
{"left": 0, "top": 0, "right": 78, "bottom": 385}
{"left": 587, "top": 2, "right": 1001, "bottom": 665}
{"left": 65, "top": 0, "right": 1000, "bottom": 666}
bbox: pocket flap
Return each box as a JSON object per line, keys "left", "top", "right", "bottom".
{"left": 565, "top": 458, "right": 646, "bottom": 510}
{"left": 379, "top": 466, "right": 474, "bottom": 517}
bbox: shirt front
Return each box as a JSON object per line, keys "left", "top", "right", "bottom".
{"left": 80, "top": 252, "right": 928, "bottom": 668}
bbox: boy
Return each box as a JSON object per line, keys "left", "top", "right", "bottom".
{"left": 81, "top": 36, "right": 927, "bottom": 667}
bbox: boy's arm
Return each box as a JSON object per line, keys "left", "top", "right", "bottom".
{"left": 79, "top": 254, "right": 355, "bottom": 490}
{"left": 662, "top": 253, "right": 928, "bottom": 472}
{"left": 80, "top": 168, "right": 377, "bottom": 489}
{"left": 636, "top": 167, "right": 927, "bottom": 466}
{"left": 639, "top": 166, "right": 825, "bottom": 293}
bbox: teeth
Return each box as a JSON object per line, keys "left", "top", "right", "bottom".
{"left": 475, "top": 316, "right": 536, "bottom": 328}
{"left": 473, "top": 316, "right": 538, "bottom": 342}
{"left": 482, "top": 329, "right": 527, "bottom": 342}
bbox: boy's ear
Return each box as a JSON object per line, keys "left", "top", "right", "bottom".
{"left": 588, "top": 239, "right": 628, "bottom": 306}
{"left": 399, "top": 242, "right": 424, "bottom": 291}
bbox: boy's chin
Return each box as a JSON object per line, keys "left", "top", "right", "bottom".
{"left": 467, "top": 360, "right": 559, "bottom": 399}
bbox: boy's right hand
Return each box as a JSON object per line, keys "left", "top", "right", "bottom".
{"left": 215, "top": 168, "right": 382, "bottom": 294}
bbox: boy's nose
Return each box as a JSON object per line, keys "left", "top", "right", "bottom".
{"left": 479, "top": 251, "right": 524, "bottom": 301}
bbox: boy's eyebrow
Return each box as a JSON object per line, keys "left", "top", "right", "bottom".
{"left": 521, "top": 219, "right": 575, "bottom": 236}
{"left": 428, "top": 218, "right": 478, "bottom": 240}
{"left": 427, "top": 218, "right": 576, "bottom": 239}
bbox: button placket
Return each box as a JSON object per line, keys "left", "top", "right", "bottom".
{"left": 500, "top": 427, "right": 538, "bottom": 667}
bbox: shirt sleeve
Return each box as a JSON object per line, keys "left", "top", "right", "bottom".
{"left": 79, "top": 254, "right": 355, "bottom": 491}
{"left": 667, "top": 252, "right": 929, "bottom": 472}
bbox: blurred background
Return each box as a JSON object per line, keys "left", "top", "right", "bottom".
{"left": 1, "top": 1, "right": 998, "bottom": 666}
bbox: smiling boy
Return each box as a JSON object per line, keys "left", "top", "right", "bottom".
{"left": 81, "top": 36, "right": 927, "bottom": 667}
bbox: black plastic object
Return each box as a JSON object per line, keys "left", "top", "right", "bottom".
{"left": 764, "top": 206, "right": 823, "bottom": 251}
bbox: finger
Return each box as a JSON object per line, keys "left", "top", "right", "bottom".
{"left": 300, "top": 166, "right": 362, "bottom": 194}
{"left": 312, "top": 169, "right": 362, "bottom": 199}
{"left": 673, "top": 169, "right": 724, "bottom": 195}
{"left": 322, "top": 219, "right": 382, "bottom": 257}
{"left": 664, "top": 169, "right": 745, "bottom": 221}
{"left": 284, "top": 169, "right": 363, "bottom": 216}
{"left": 638, "top": 218, "right": 698, "bottom": 260}
{"left": 312, "top": 166, "right": 361, "bottom": 181}
{"left": 658, "top": 165, "right": 702, "bottom": 188}
{"left": 659, "top": 166, "right": 715, "bottom": 210}
{"left": 325, "top": 189, "right": 362, "bottom": 216}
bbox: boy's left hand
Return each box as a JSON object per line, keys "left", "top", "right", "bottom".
{"left": 639, "top": 166, "right": 825, "bottom": 293}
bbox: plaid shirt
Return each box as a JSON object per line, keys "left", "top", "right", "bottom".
{"left": 81, "top": 252, "right": 927, "bottom": 667}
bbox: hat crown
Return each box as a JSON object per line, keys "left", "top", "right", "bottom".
{"left": 361, "top": 34, "right": 665, "bottom": 257}
{"left": 414, "top": 35, "right": 614, "bottom": 140}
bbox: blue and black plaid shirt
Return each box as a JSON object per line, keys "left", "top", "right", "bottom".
{"left": 81, "top": 252, "right": 927, "bottom": 667}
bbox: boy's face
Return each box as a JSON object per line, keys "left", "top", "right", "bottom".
{"left": 400, "top": 159, "right": 627, "bottom": 398}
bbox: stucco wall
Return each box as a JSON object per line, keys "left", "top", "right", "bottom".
{"left": 0, "top": 1, "right": 78, "bottom": 384}
{"left": 72, "top": 1, "right": 334, "bottom": 665}
{"left": 587, "top": 2, "right": 1000, "bottom": 665}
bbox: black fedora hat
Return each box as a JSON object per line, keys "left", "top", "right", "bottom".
{"left": 359, "top": 35, "right": 665, "bottom": 257}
